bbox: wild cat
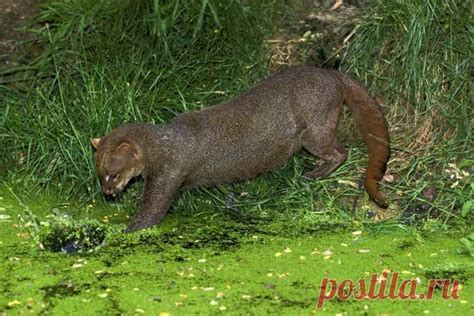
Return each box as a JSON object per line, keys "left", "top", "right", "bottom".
{"left": 92, "top": 66, "right": 389, "bottom": 232}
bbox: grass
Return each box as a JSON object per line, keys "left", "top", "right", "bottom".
{"left": 0, "top": 0, "right": 473, "bottom": 313}
{"left": 344, "top": 0, "right": 472, "bottom": 143}
{"left": 1, "top": 0, "right": 472, "bottom": 227}
{"left": 341, "top": 0, "right": 473, "bottom": 229}
{"left": 2, "top": 0, "right": 274, "bottom": 195}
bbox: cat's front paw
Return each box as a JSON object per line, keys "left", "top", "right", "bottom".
{"left": 124, "top": 223, "right": 141, "bottom": 233}
{"left": 124, "top": 220, "right": 154, "bottom": 233}
{"left": 125, "top": 210, "right": 164, "bottom": 233}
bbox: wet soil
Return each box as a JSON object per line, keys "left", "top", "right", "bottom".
{"left": 0, "top": 0, "right": 42, "bottom": 72}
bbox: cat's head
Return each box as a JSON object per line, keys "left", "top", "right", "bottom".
{"left": 91, "top": 136, "right": 144, "bottom": 196}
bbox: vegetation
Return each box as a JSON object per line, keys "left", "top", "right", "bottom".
{"left": 1, "top": 0, "right": 471, "bottom": 232}
{"left": 346, "top": 0, "right": 472, "bottom": 139}
{"left": 0, "top": 0, "right": 472, "bottom": 314}
{"left": 2, "top": 0, "right": 274, "bottom": 195}
{"left": 1, "top": 186, "right": 473, "bottom": 314}
{"left": 343, "top": 0, "right": 473, "bottom": 227}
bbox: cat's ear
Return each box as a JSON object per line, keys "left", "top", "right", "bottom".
{"left": 90, "top": 138, "right": 102, "bottom": 150}
{"left": 115, "top": 142, "right": 139, "bottom": 159}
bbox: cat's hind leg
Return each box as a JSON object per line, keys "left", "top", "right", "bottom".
{"left": 301, "top": 129, "right": 347, "bottom": 180}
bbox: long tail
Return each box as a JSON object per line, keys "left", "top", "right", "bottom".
{"left": 338, "top": 72, "right": 390, "bottom": 208}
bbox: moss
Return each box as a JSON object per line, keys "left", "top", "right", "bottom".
{"left": 39, "top": 218, "right": 116, "bottom": 253}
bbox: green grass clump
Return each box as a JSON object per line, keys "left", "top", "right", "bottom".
{"left": 40, "top": 218, "right": 115, "bottom": 253}
{"left": 344, "top": 0, "right": 472, "bottom": 143}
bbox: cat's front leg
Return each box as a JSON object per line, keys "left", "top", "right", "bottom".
{"left": 125, "top": 171, "right": 183, "bottom": 232}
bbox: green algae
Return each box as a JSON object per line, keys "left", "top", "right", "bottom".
{"left": 1, "top": 186, "right": 473, "bottom": 315}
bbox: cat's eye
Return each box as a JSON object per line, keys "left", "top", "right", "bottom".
{"left": 106, "top": 174, "right": 118, "bottom": 182}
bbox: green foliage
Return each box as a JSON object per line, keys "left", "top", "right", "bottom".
{"left": 39, "top": 216, "right": 115, "bottom": 253}
{"left": 344, "top": 0, "right": 472, "bottom": 142}
{"left": 462, "top": 199, "right": 473, "bottom": 218}
{"left": 1, "top": 0, "right": 472, "bottom": 230}
{"left": 2, "top": 0, "right": 275, "bottom": 194}
{"left": 338, "top": 0, "right": 473, "bottom": 229}
{"left": 457, "top": 233, "right": 474, "bottom": 257}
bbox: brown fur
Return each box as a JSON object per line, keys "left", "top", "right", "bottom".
{"left": 92, "top": 66, "right": 390, "bottom": 232}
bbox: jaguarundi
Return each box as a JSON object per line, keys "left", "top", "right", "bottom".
{"left": 91, "top": 66, "right": 390, "bottom": 232}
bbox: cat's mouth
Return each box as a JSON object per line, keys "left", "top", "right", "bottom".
{"left": 102, "top": 180, "right": 129, "bottom": 197}
{"left": 102, "top": 187, "right": 118, "bottom": 197}
{"left": 102, "top": 185, "right": 126, "bottom": 197}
